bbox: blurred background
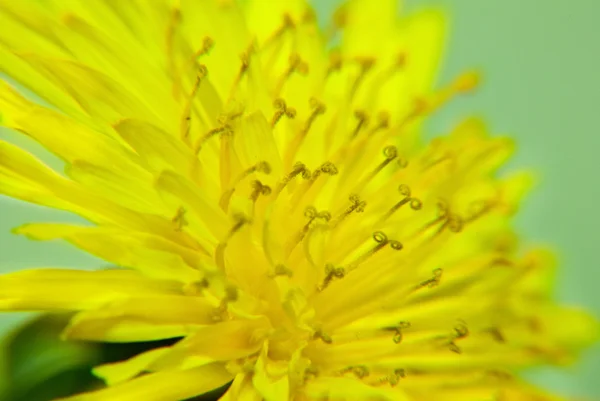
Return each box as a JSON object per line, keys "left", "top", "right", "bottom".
{"left": 0, "top": 0, "right": 598, "bottom": 399}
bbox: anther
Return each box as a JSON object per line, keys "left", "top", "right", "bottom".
{"left": 171, "top": 206, "right": 188, "bottom": 231}
{"left": 271, "top": 98, "right": 297, "bottom": 127}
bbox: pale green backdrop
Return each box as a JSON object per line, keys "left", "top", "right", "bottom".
{"left": 0, "top": 0, "right": 598, "bottom": 399}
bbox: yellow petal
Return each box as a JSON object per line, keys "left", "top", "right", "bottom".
{"left": 219, "top": 373, "right": 263, "bottom": 401}
{"left": 63, "top": 294, "right": 218, "bottom": 342}
{"left": 0, "top": 81, "right": 140, "bottom": 169}
{"left": 0, "top": 138, "right": 73, "bottom": 210}
{"left": 218, "top": 374, "right": 262, "bottom": 401}
{"left": 58, "top": 362, "right": 232, "bottom": 401}
{"left": 18, "top": 53, "right": 156, "bottom": 125}
{"left": 150, "top": 317, "right": 271, "bottom": 370}
{"left": 15, "top": 223, "right": 204, "bottom": 282}
{"left": 0, "top": 268, "right": 181, "bottom": 311}
{"left": 252, "top": 343, "right": 290, "bottom": 401}
{"left": 93, "top": 347, "right": 172, "bottom": 386}
{"left": 113, "top": 118, "right": 197, "bottom": 174}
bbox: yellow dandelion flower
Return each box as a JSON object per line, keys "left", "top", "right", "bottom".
{"left": 0, "top": 0, "right": 596, "bottom": 400}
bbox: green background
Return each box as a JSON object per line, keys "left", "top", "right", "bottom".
{"left": 0, "top": 0, "right": 599, "bottom": 399}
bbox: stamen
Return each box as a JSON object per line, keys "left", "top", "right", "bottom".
{"left": 330, "top": 194, "right": 366, "bottom": 228}
{"left": 273, "top": 162, "right": 311, "bottom": 196}
{"left": 341, "top": 365, "right": 370, "bottom": 379}
{"left": 271, "top": 98, "right": 297, "bottom": 127}
{"left": 303, "top": 97, "right": 327, "bottom": 134}
{"left": 212, "top": 285, "right": 239, "bottom": 322}
{"left": 171, "top": 206, "right": 188, "bottom": 231}
{"left": 352, "top": 145, "right": 398, "bottom": 194}
{"left": 215, "top": 213, "right": 250, "bottom": 270}
{"left": 318, "top": 263, "right": 345, "bottom": 291}
{"left": 384, "top": 321, "right": 411, "bottom": 344}
{"left": 166, "top": 6, "right": 183, "bottom": 98}
{"left": 346, "top": 231, "right": 396, "bottom": 273}
{"left": 464, "top": 199, "right": 494, "bottom": 224}
{"left": 229, "top": 42, "right": 256, "bottom": 99}
{"left": 194, "top": 124, "right": 231, "bottom": 155}
{"left": 194, "top": 111, "right": 242, "bottom": 156}
{"left": 453, "top": 71, "right": 480, "bottom": 93}
{"left": 262, "top": 13, "right": 295, "bottom": 49}
{"left": 283, "top": 99, "right": 326, "bottom": 169}
{"left": 189, "top": 36, "right": 215, "bottom": 63}
{"left": 325, "top": 50, "right": 343, "bottom": 78}
{"left": 275, "top": 53, "right": 309, "bottom": 96}
{"left": 351, "top": 110, "right": 369, "bottom": 138}
{"left": 180, "top": 65, "right": 209, "bottom": 143}
{"left": 454, "top": 321, "right": 469, "bottom": 339}
{"left": 285, "top": 205, "right": 331, "bottom": 258}
{"left": 415, "top": 200, "right": 463, "bottom": 238}
{"left": 350, "top": 57, "right": 376, "bottom": 99}
{"left": 415, "top": 71, "right": 481, "bottom": 117}
{"left": 381, "top": 184, "right": 422, "bottom": 222}
{"left": 416, "top": 268, "right": 443, "bottom": 289}
{"left": 250, "top": 180, "right": 272, "bottom": 202}
{"left": 289, "top": 161, "right": 338, "bottom": 210}
{"left": 487, "top": 327, "right": 506, "bottom": 343}
{"left": 313, "top": 328, "right": 333, "bottom": 344}
{"left": 368, "top": 111, "right": 390, "bottom": 136}
{"left": 219, "top": 161, "right": 271, "bottom": 212}
{"left": 269, "top": 263, "right": 293, "bottom": 278}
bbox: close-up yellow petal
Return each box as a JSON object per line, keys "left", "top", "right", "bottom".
{"left": 0, "top": 0, "right": 597, "bottom": 400}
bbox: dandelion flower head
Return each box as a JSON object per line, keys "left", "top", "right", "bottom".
{"left": 0, "top": 0, "right": 596, "bottom": 400}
